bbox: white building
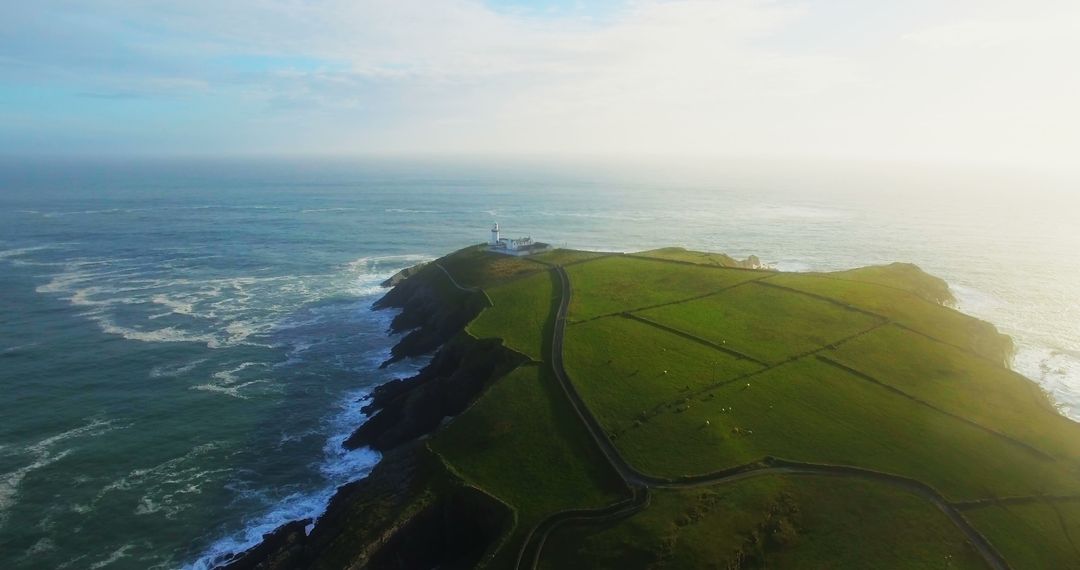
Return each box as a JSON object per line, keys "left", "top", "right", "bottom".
{"left": 488, "top": 223, "right": 550, "bottom": 256}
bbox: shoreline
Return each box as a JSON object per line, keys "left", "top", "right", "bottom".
{"left": 186, "top": 302, "right": 427, "bottom": 570}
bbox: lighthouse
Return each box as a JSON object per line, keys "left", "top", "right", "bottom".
{"left": 490, "top": 222, "right": 500, "bottom": 246}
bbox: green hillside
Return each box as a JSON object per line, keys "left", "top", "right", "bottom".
{"left": 421, "top": 245, "right": 1080, "bottom": 569}
{"left": 246, "top": 244, "right": 1080, "bottom": 570}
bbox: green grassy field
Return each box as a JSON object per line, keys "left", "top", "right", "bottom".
{"left": 468, "top": 270, "right": 557, "bottom": 361}
{"left": 765, "top": 272, "right": 1013, "bottom": 363}
{"left": 563, "top": 316, "right": 762, "bottom": 435}
{"left": 965, "top": 502, "right": 1080, "bottom": 569}
{"left": 609, "top": 357, "right": 1080, "bottom": 499}
{"left": 378, "top": 246, "right": 1078, "bottom": 569}
{"left": 540, "top": 475, "right": 989, "bottom": 570}
{"left": 826, "top": 262, "right": 954, "bottom": 304}
{"left": 828, "top": 324, "right": 1080, "bottom": 464}
{"left": 530, "top": 248, "right": 612, "bottom": 266}
{"left": 565, "top": 256, "right": 763, "bottom": 321}
{"left": 633, "top": 247, "right": 755, "bottom": 268}
{"left": 636, "top": 281, "right": 883, "bottom": 364}
{"left": 430, "top": 364, "right": 625, "bottom": 568}
{"left": 439, "top": 245, "right": 545, "bottom": 288}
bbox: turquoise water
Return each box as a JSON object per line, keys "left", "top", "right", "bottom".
{"left": 0, "top": 159, "right": 1077, "bottom": 568}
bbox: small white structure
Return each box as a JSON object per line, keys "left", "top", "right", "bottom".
{"left": 487, "top": 223, "right": 550, "bottom": 256}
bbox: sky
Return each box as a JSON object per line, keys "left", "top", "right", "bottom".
{"left": 1, "top": 0, "right": 1078, "bottom": 169}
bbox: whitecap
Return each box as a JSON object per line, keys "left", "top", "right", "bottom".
{"left": 88, "top": 544, "right": 135, "bottom": 569}
{"left": 150, "top": 293, "right": 196, "bottom": 317}
{"left": 384, "top": 208, "right": 438, "bottom": 214}
{"left": 772, "top": 260, "right": 814, "bottom": 273}
{"left": 24, "top": 537, "right": 57, "bottom": 556}
{"left": 0, "top": 419, "right": 120, "bottom": 521}
{"left": 1012, "top": 343, "right": 1080, "bottom": 420}
{"left": 1, "top": 342, "right": 38, "bottom": 355}
{"left": 299, "top": 207, "right": 356, "bottom": 213}
{"left": 949, "top": 282, "right": 1005, "bottom": 315}
{"left": 149, "top": 359, "right": 208, "bottom": 379}
{"left": 185, "top": 387, "right": 382, "bottom": 570}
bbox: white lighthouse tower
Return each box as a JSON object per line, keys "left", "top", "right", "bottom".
{"left": 490, "top": 222, "right": 500, "bottom": 246}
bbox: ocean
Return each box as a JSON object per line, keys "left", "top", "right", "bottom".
{"left": 0, "top": 158, "right": 1077, "bottom": 568}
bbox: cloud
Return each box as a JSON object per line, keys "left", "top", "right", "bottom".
{"left": 1, "top": 0, "right": 1078, "bottom": 169}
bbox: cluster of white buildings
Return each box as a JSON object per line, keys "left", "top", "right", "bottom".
{"left": 488, "top": 223, "right": 550, "bottom": 256}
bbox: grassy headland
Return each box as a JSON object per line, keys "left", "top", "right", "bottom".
{"left": 227, "top": 244, "right": 1080, "bottom": 570}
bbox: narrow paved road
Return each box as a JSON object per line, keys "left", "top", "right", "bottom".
{"left": 515, "top": 265, "right": 1010, "bottom": 570}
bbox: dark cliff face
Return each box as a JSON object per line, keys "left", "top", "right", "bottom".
{"left": 346, "top": 335, "right": 526, "bottom": 451}
{"left": 375, "top": 264, "right": 490, "bottom": 367}
{"left": 219, "top": 443, "right": 511, "bottom": 570}
{"left": 220, "top": 263, "right": 517, "bottom": 570}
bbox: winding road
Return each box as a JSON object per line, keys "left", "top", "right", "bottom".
{"left": 514, "top": 265, "right": 1012, "bottom": 570}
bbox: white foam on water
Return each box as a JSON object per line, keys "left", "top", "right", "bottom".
{"left": 24, "top": 537, "right": 57, "bottom": 556}
{"left": 1012, "top": 343, "right": 1080, "bottom": 419}
{"left": 149, "top": 359, "right": 208, "bottom": 379}
{"left": 772, "top": 260, "right": 814, "bottom": 273}
{"left": 191, "top": 362, "right": 270, "bottom": 399}
{"left": 190, "top": 381, "right": 267, "bottom": 400}
{"left": 299, "top": 207, "right": 356, "bottom": 213}
{"left": 1, "top": 342, "right": 39, "bottom": 355}
{"left": 185, "top": 387, "right": 382, "bottom": 570}
{"left": 30, "top": 247, "right": 431, "bottom": 355}
{"left": 150, "top": 293, "right": 196, "bottom": 317}
{"left": 537, "top": 210, "right": 654, "bottom": 222}
{"left": 951, "top": 281, "right": 1080, "bottom": 422}
{"left": 0, "top": 419, "right": 120, "bottom": 524}
{"left": 88, "top": 544, "right": 134, "bottom": 569}
{"left": 87, "top": 442, "right": 230, "bottom": 521}
{"left": 0, "top": 245, "right": 56, "bottom": 261}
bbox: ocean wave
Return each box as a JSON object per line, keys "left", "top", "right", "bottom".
{"left": 1013, "top": 343, "right": 1080, "bottom": 419}
{"left": 738, "top": 204, "right": 851, "bottom": 221}
{"left": 537, "top": 210, "right": 655, "bottom": 222}
{"left": 87, "top": 442, "right": 229, "bottom": 522}
{"left": 190, "top": 362, "right": 272, "bottom": 399}
{"left": 149, "top": 359, "right": 208, "bottom": 379}
{"left": 185, "top": 388, "right": 382, "bottom": 570}
{"left": 950, "top": 281, "right": 1080, "bottom": 422}
{"left": 87, "top": 544, "right": 135, "bottom": 569}
{"left": 31, "top": 250, "right": 429, "bottom": 351}
{"left": 384, "top": 208, "right": 438, "bottom": 214}
{"left": 299, "top": 207, "right": 356, "bottom": 213}
{"left": 1, "top": 342, "right": 39, "bottom": 355}
{"left": 772, "top": 260, "right": 814, "bottom": 273}
{"left": 0, "top": 419, "right": 121, "bottom": 523}
{"left": 0, "top": 245, "right": 58, "bottom": 261}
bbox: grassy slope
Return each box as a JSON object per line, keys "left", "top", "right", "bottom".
{"left": 530, "top": 248, "right": 611, "bottom": 266}
{"left": 767, "top": 272, "right": 1012, "bottom": 363}
{"left": 830, "top": 324, "right": 1080, "bottom": 464}
{"left": 439, "top": 245, "right": 544, "bottom": 288}
{"left": 565, "top": 256, "right": 763, "bottom": 321}
{"left": 540, "top": 475, "right": 988, "bottom": 570}
{"left": 608, "top": 357, "right": 1080, "bottom": 498}
{"left": 633, "top": 247, "right": 745, "bottom": 268}
{"left": 416, "top": 247, "right": 1078, "bottom": 568}
{"left": 468, "top": 270, "right": 556, "bottom": 361}
{"left": 828, "top": 262, "right": 954, "bottom": 305}
{"left": 965, "top": 502, "right": 1080, "bottom": 569}
{"left": 564, "top": 316, "right": 762, "bottom": 435}
{"left": 430, "top": 364, "right": 623, "bottom": 569}
{"left": 638, "top": 282, "right": 882, "bottom": 363}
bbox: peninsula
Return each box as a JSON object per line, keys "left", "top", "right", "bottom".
{"left": 224, "top": 245, "right": 1080, "bottom": 570}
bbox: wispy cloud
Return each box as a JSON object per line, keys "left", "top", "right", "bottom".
{"left": 1, "top": 0, "right": 1078, "bottom": 169}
